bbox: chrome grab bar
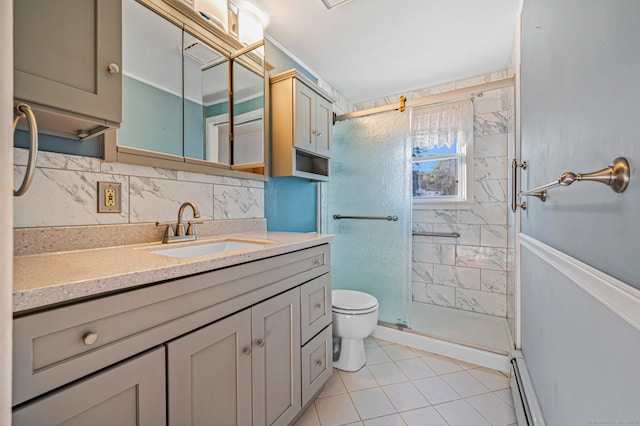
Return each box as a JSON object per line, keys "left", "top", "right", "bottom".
{"left": 13, "top": 103, "right": 39, "bottom": 197}
{"left": 519, "top": 157, "right": 630, "bottom": 202}
{"left": 412, "top": 231, "right": 460, "bottom": 238}
{"left": 333, "top": 214, "right": 399, "bottom": 221}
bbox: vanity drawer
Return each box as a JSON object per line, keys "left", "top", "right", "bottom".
{"left": 13, "top": 244, "right": 329, "bottom": 405}
{"left": 300, "top": 274, "right": 332, "bottom": 344}
{"left": 301, "top": 325, "right": 333, "bottom": 407}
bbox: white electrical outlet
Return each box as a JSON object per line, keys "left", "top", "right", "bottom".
{"left": 98, "top": 182, "right": 122, "bottom": 213}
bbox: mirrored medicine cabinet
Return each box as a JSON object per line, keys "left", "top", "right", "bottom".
{"left": 105, "top": 0, "right": 268, "bottom": 180}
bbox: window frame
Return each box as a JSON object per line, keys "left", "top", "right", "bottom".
{"left": 411, "top": 133, "right": 474, "bottom": 209}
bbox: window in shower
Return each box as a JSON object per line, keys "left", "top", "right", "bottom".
{"left": 412, "top": 144, "right": 460, "bottom": 198}
{"left": 410, "top": 99, "right": 473, "bottom": 204}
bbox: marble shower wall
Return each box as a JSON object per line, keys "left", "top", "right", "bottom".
{"left": 13, "top": 148, "right": 265, "bottom": 228}
{"left": 355, "top": 71, "right": 514, "bottom": 319}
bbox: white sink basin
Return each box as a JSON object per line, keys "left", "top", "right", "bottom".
{"left": 149, "top": 239, "right": 270, "bottom": 259}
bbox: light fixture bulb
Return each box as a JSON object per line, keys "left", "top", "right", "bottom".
{"left": 195, "top": 0, "right": 228, "bottom": 32}
{"left": 238, "top": 1, "right": 268, "bottom": 45}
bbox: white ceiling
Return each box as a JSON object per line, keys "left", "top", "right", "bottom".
{"left": 252, "top": 0, "right": 520, "bottom": 103}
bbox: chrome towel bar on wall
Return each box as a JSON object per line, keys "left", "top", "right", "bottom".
{"left": 13, "top": 103, "right": 39, "bottom": 197}
{"left": 333, "top": 214, "right": 399, "bottom": 221}
{"left": 412, "top": 231, "right": 460, "bottom": 238}
{"left": 519, "top": 157, "right": 630, "bottom": 202}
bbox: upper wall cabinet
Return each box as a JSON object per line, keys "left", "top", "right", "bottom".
{"left": 271, "top": 70, "right": 334, "bottom": 181}
{"left": 108, "top": 0, "right": 267, "bottom": 180}
{"left": 13, "top": 0, "right": 122, "bottom": 140}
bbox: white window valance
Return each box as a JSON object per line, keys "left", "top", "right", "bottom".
{"left": 410, "top": 99, "right": 474, "bottom": 150}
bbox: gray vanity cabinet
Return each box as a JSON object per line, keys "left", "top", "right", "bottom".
{"left": 12, "top": 347, "right": 166, "bottom": 426}
{"left": 167, "top": 310, "right": 253, "bottom": 426}
{"left": 14, "top": 0, "right": 122, "bottom": 137}
{"left": 251, "top": 288, "right": 302, "bottom": 426}
{"left": 13, "top": 244, "right": 331, "bottom": 425}
{"left": 167, "top": 288, "right": 301, "bottom": 426}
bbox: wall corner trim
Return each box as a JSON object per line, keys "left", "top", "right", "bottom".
{"left": 519, "top": 233, "right": 640, "bottom": 333}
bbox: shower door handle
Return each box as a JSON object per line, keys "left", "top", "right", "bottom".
{"left": 511, "top": 159, "right": 527, "bottom": 211}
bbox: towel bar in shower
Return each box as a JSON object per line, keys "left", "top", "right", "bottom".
{"left": 519, "top": 157, "right": 630, "bottom": 202}
{"left": 333, "top": 214, "right": 399, "bottom": 221}
{"left": 412, "top": 231, "right": 460, "bottom": 238}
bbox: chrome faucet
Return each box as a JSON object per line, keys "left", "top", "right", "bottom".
{"left": 176, "top": 201, "right": 200, "bottom": 236}
{"left": 156, "top": 201, "right": 203, "bottom": 243}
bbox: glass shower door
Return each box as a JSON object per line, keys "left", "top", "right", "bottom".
{"left": 325, "top": 111, "right": 412, "bottom": 327}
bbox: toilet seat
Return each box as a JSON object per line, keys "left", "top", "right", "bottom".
{"left": 332, "top": 290, "right": 378, "bottom": 315}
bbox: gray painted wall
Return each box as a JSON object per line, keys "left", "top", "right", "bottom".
{"left": 521, "top": 248, "right": 640, "bottom": 424}
{"left": 520, "top": 0, "right": 640, "bottom": 289}
{"left": 520, "top": 0, "right": 640, "bottom": 423}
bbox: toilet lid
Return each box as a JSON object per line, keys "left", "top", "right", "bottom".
{"left": 332, "top": 290, "right": 378, "bottom": 311}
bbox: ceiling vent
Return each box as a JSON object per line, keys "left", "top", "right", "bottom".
{"left": 321, "top": 0, "right": 352, "bottom": 9}
{"left": 183, "top": 41, "right": 223, "bottom": 65}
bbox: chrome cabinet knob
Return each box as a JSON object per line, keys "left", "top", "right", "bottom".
{"left": 256, "top": 338, "right": 265, "bottom": 348}
{"left": 313, "top": 303, "right": 322, "bottom": 310}
{"left": 82, "top": 332, "right": 99, "bottom": 346}
{"left": 107, "top": 63, "right": 120, "bottom": 74}
{"left": 242, "top": 346, "right": 251, "bottom": 356}
{"left": 315, "top": 360, "right": 322, "bottom": 367}
{"left": 316, "top": 132, "right": 322, "bottom": 137}
{"left": 313, "top": 259, "right": 321, "bottom": 266}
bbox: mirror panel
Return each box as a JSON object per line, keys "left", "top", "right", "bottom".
{"left": 183, "top": 32, "right": 230, "bottom": 164}
{"left": 111, "top": 0, "right": 266, "bottom": 179}
{"left": 119, "top": 0, "right": 183, "bottom": 157}
{"left": 232, "top": 45, "right": 265, "bottom": 167}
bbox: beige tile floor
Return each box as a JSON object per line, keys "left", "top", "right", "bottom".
{"left": 295, "top": 337, "right": 517, "bottom": 426}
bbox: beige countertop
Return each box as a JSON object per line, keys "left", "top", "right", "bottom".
{"left": 14, "top": 231, "right": 334, "bottom": 313}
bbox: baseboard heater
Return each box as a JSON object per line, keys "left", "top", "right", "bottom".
{"left": 510, "top": 351, "right": 545, "bottom": 425}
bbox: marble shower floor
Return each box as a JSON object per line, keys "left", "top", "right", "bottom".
{"left": 410, "top": 303, "right": 513, "bottom": 355}
{"left": 295, "top": 337, "right": 517, "bottom": 426}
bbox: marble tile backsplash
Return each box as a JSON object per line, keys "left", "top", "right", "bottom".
{"left": 13, "top": 148, "right": 265, "bottom": 229}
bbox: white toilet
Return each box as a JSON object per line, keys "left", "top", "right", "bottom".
{"left": 331, "top": 289, "right": 379, "bottom": 371}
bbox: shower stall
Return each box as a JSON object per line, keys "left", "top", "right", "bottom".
{"left": 322, "top": 80, "right": 517, "bottom": 356}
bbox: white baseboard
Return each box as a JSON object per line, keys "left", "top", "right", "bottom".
{"left": 372, "top": 325, "right": 511, "bottom": 373}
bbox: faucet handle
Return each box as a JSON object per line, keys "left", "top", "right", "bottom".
{"left": 156, "top": 222, "right": 175, "bottom": 242}
{"left": 186, "top": 220, "right": 204, "bottom": 236}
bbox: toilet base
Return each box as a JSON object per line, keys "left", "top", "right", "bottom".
{"left": 333, "top": 337, "right": 367, "bottom": 372}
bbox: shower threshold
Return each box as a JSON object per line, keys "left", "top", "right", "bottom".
{"left": 409, "top": 302, "right": 513, "bottom": 355}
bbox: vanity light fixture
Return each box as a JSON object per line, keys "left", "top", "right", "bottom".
{"left": 194, "top": 0, "right": 229, "bottom": 32}
{"left": 321, "top": 0, "right": 352, "bottom": 10}
{"left": 238, "top": 1, "right": 268, "bottom": 45}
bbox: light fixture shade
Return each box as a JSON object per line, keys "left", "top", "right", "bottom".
{"left": 321, "top": 0, "right": 352, "bottom": 9}
{"left": 238, "top": 1, "right": 268, "bottom": 45}
{"left": 194, "top": 0, "right": 228, "bottom": 32}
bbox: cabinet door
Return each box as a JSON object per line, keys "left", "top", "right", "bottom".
{"left": 14, "top": 0, "right": 122, "bottom": 123}
{"left": 252, "top": 289, "right": 302, "bottom": 426}
{"left": 315, "top": 95, "right": 333, "bottom": 158}
{"left": 167, "top": 310, "right": 252, "bottom": 426}
{"left": 294, "top": 80, "right": 316, "bottom": 153}
{"left": 12, "top": 347, "right": 165, "bottom": 426}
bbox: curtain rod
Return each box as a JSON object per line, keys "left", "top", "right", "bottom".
{"left": 335, "top": 76, "right": 515, "bottom": 123}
